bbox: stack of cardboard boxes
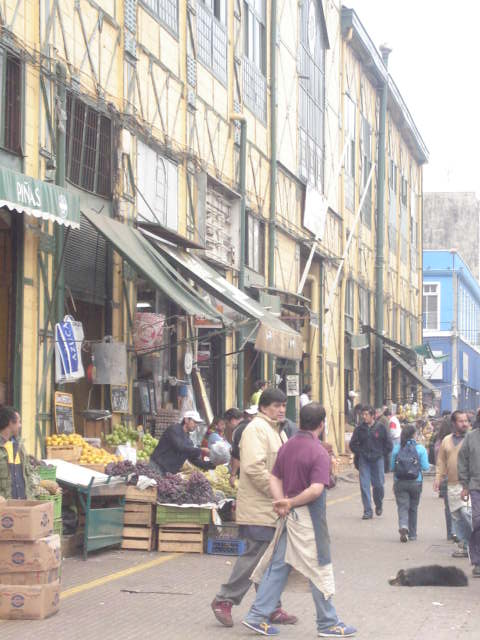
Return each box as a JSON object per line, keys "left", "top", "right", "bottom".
{"left": 0, "top": 499, "right": 61, "bottom": 619}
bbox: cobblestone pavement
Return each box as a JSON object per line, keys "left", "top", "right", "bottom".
{"left": 1, "top": 475, "right": 479, "bottom": 639}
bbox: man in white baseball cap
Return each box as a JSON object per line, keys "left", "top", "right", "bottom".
{"left": 150, "top": 409, "right": 216, "bottom": 475}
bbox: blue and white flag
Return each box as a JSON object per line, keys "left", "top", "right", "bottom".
{"left": 55, "top": 315, "right": 85, "bottom": 383}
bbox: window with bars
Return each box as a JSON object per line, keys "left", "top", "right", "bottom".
{"left": 400, "top": 309, "right": 407, "bottom": 345}
{"left": 197, "top": 0, "right": 227, "bottom": 84}
{"left": 298, "top": 0, "right": 326, "bottom": 190}
{"left": 245, "top": 212, "right": 265, "bottom": 273}
{"left": 423, "top": 283, "right": 439, "bottom": 331}
{"left": 360, "top": 116, "right": 372, "bottom": 227}
{"left": 344, "top": 95, "right": 356, "bottom": 178}
{"left": 140, "top": 0, "right": 178, "bottom": 34}
{"left": 410, "top": 316, "right": 417, "bottom": 345}
{"left": 410, "top": 186, "right": 418, "bottom": 272}
{"left": 65, "top": 93, "right": 112, "bottom": 197}
{"left": 1, "top": 52, "right": 22, "bottom": 154}
{"left": 243, "top": 0, "right": 266, "bottom": 121}
{"left": 391, "top": 304, "right": 398, "bottom": 340}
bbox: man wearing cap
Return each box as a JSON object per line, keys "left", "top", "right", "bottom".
{"left": 150, "top": 410, "right": 215, "bottom": 475}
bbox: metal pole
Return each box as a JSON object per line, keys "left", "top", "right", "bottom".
{"left": 55, "top": 62, "right": 67, "bottom": 323}
{"left": 267, "top": 0, "right": 277, "bottom": 382}
{"left": 374, "top": 45, "right": 391, "bottom": 407}
{"left": 234, "top": 117, "right": 247, "bottom": 408}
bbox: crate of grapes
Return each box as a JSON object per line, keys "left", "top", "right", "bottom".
{"left": 37, "top": 465, "right": 57, "bottom": 481}
{"left": 156, "top": 504, "right": 211, "bottom": 526}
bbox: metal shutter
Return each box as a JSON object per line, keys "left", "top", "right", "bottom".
{"left": 64, "top": 220, "right": 107, "bottom": 305}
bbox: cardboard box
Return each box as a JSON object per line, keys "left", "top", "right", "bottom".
{"left": 0, "top": 580, "right": 60, "bottom": 619}
{"left": 0, "top": 568, "right": 60, "bottom": 585}
{"left": 0, "top": 500, "right": 54, "bottom": 541}
{"left": 0, "top": 534, "right": 61, "bottom": 573}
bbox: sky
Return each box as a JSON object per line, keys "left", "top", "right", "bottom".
{"left": 346, "top": 0, "right": 480, "bottom": 195}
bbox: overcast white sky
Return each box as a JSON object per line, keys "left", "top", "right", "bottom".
{"left": 346, "top": 1, "right": 479, "bottom": 195}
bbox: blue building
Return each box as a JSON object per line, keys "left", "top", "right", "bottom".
{"left": 423, "top": 250, "right": 480, "bottom": 412}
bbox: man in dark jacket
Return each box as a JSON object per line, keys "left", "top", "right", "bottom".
{"left": 350, "top": 405, "right": 392, "bottom": 519}
{"left": 150, "top": 410, "right": 215, "bottom": 475}
{"left": 0, "top": 406, "right": 34, "bottom": 500}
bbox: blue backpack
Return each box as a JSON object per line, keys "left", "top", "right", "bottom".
{"left": 394, "top": 441, "right": 420, "bottom": 480}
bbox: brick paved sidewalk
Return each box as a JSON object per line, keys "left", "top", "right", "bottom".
{"left": 0, "top": 476, "right": 479, "bottom": 640}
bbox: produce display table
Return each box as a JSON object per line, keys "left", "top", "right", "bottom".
{"left": 45, "top": 459, "right": 127, "bottom": 560}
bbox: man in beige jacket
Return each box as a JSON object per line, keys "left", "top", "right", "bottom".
{"left": 211, "top": 388, "right": 297, "bottom": 628}
{"left": 434, "top": 410, "right": 472, "bottom": 557}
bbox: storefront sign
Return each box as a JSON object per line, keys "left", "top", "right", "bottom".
{"left": 0, "top": 166, "right": 80, "bottom": 228}
{"left": 54, "top": 392, "right": 75, "bottom": 434}
{"left": 286, "top": 375, "right": 299, "bottom": 396}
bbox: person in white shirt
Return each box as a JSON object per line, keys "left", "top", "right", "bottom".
{"left": 300, "top": 384, "right": 312, "bottom": 408}
{"left": 386, "top": 409, "right": 402, "bottom": 446}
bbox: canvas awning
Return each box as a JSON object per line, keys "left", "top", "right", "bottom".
{"left": 0, "top": 166, "right": 80, "bottom": 229}
{"left": 384, "top": 347, "right": 438, "bottom": 394}
{"left": 82, "top": 210, "right": 224, "bottom": 322}
{"left": 145, "top": 234, "right": 303, "bottom": 361}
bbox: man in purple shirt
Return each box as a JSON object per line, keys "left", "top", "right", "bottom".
{"left": 242, "top": 403, "right": 357, "bottom": 637}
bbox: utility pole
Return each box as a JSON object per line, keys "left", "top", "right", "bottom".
{"left": 55, "top": 62, "right": 67, "bottom": 323}
{"left": 374, "top": 45, "right": 391, "bottom": 407}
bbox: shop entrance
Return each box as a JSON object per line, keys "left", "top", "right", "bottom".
{"left": 197, "top": 329, "right": 225, "bottom": 419}
{"left": 0, "top": 211, "right": 17, "bottom": 405}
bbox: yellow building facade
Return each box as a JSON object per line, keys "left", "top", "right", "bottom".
{"left": 0, "top": 1, "right": 427, "bottom": 456}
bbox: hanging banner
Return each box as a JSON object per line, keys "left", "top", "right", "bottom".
{"left": 134, "top": 312, "right": 165, "bottom": 354}
{"left": 55, "top": 315, "right": 85, "bottom": 383}
{"left": 92, "top": 337, "right": 128, "bottom": 384}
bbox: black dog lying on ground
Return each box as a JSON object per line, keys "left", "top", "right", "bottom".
{"left": 389, "top": 565, "right": 468, "bottom": 587}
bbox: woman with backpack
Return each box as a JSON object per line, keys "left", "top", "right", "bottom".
{"left": 390, "top": 424, "right": 430, "bottom": 542}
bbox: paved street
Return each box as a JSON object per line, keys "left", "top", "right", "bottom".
{"left": 1, "top": 475, "right": 479, "bottom": 639}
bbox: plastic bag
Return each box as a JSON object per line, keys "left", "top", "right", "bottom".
{"left": 116, "top": 442, "right": 137, "bottom": 463}
{"left": 209, "top": 440, "right": 231, "bottom": 466}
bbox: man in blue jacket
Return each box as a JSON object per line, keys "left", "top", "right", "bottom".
{"left": 349, "top": 405, "right": 392, "bottom": 519}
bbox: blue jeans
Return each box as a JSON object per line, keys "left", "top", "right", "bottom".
{"left": 245, "top": 528, "right": 339, "bottom": 632}
{"left": 451, "top": 506, "right": 472, "bottom": 550}
{"left": 359, "top": 455, "right": 385, "bottom": 515}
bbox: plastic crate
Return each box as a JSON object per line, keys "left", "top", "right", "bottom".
{"left": 36, "top": 493, "right": 62, "bottom": 520}
{"left": 54, "top": 518, "right": 63, "bottom": 537}
{"left": 37, "top": 465, "right": 57, "bottom": 481}
{"left": 206, "top": 524, "right": 246, "bottom": 556}
{"left": 156, "top": 504, "right": 211, "bottom": 525}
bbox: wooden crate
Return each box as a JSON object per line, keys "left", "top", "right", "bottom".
{"left": 46, "top": 445, "right": 82, "bottom": 462}
{"left": 121, "top": 501, "right": 156, "bottom": 550}
{"left": 80, "top": 463, "right": 106, "bottom": 473}
{"left": 125, "top": 486, "right": 157, "bottom": 504}
{"left": 157, "top": 524, "right": 204, "bottom": 554}
{"left": 121, "top": 526, "right": 155, "bottom": 550}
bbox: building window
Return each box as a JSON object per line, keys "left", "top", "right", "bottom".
{"left": 137, "top": 140, "right": 178, "bottom": 230}
{"left": 423, "top": 282, "right": 439, "bottom": 331}
{"left": 344, "top": 95, "right": 356, "bottom": 178}
{"left": 245, "top": 212, "right": 265, "bottom": 273}
{"left": 197, "top": 1, "right": 227, "bottom": 84}
{"left": 298, "top": 0, "right": 326, "bottom": 190}
{"left": 400, "top": 309, "right": 407, "bottom": 345}
{"left": 345, "top": 279, "right": 354, "bottom": 333}
{"left": 360, "top": 116, "right": 372, "bottom": 227}
{"left": 410, "top": 315, "right": 417, "bottom": 345}
{"left": 205, "top": 187, "right": 235, "bottom": 267}
{"left": 65, "top": 93, "right": 112, "bottom": 197}
{"left": 2, "top": 52, "right": 22, "bottom": 154}
{"left": 140, "top": 0, "right": 178, "bottom": 34}
{"left": 391, "top": 304, "right": 398, "bottom": 341}
{"left": 243, "top": 0, "right": 266, "bottom": 121}
{"left": 358, "top": 286, "right": 370, "bottom": 326}
{"left": 388, "top": 158, "right": 397, "bottom": 253}
{"left": 410, "top": 186, "right": 418, "bottom": 272}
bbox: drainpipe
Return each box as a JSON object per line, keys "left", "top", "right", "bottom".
{"left": 231, "top": 115, "right": 247, "bottom": 408}
{"left": 374, "top": 45, "right": 391, "bottom": 407}
{"left": 55, "top": 62, "right": 67, "bottom": 323}
{"left": 268, "top": 0, "right": 277, "bottom": 382}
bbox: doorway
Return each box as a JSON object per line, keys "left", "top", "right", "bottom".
{"left": 0, "top": 211, "right": 16, "bottom": 405}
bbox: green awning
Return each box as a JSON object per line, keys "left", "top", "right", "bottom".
{"left": 82, "top": 210, "right": 224, "bottom": 321}
{"left": 0, "top": 165, "right": 80, "bottom": 229}
{"left": 384, "top": 347, "right": 438, "bottom": 394}
{"left": 146, "top": 234, "right": 303, "bottom": 361}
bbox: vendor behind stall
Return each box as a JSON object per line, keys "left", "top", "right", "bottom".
{"left": 150, "top": 410, "right": 216, "bottom": 475}
{"left": 0, "top": 406, "right": 34, "bottom": 500}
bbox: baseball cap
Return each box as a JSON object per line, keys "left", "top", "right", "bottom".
{"left": 244, "top": 405, "right": 258, "bottom": 416}
{"left": 184, "top": 410, "right": 203, "bottom": 423}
